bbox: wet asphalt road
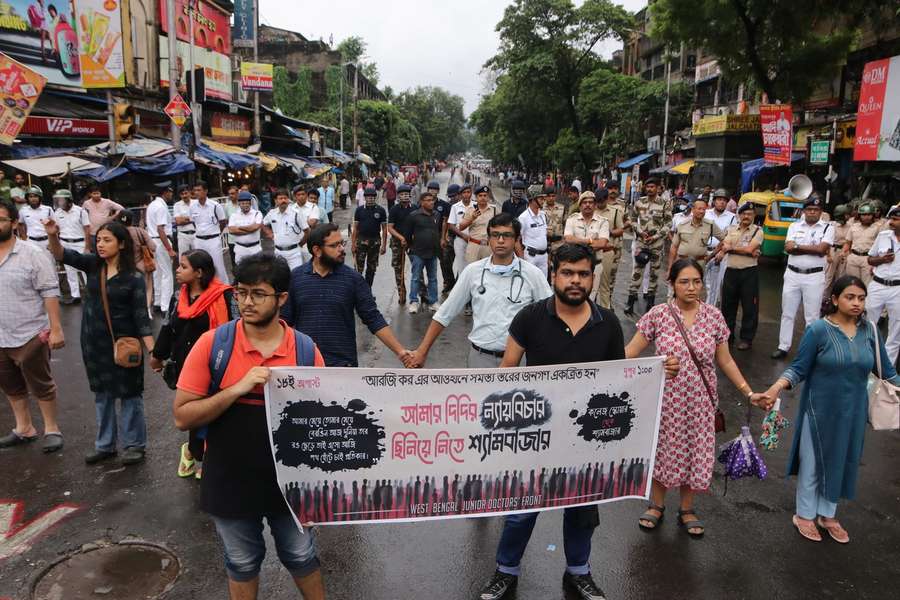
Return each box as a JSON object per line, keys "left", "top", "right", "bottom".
{"left": 2, "top": 170, "right": 900, "bottom": 600}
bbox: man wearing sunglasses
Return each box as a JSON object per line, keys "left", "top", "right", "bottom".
{"left": 411, "top": 212, "right": 552, "bottom": 368}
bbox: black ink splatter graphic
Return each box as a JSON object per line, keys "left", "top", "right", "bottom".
{"left": 273, "top": 399, "right": 385, "bottom": 472}
{"left": 480, "top": 389, "right": 551, "bottom": 430}
{"left": 571, "top": 392, "right": 635, "bottom": 443}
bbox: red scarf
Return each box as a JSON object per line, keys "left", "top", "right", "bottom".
{"left": 177, "top": 278, "right": 231, "bottom": 329}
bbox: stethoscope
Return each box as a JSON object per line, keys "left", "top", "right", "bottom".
{"left": 477, "top": 261, "right": 526, "bottom": 303}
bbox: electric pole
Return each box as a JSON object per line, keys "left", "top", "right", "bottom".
{"left": 166, "top": 0, "right": 180, "bottom": 150}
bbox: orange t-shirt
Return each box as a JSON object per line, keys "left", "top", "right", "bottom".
{"left": 178, "top": 319, "right": 324, "bottom": 399}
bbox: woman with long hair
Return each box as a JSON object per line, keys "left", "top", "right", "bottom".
{"left": 46, "top": 219, "right": 154, "bottom": 466}
{"left": 625, "top": 258, "right": 766, "bottom": 536}
{"left": 149, "top": 249, "right": 234, "bottom": 479}
{"left": 763, "top": 276, "right": 899, "bottom": 543}
{"left": 117, "top": 209, "right": 156, "bottom": 316}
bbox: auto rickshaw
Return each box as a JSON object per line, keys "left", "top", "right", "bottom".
{"left": 736, "top": 190, "right": 804, "bottom": 258}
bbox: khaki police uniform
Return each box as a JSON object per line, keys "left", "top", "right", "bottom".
{"left": 824, "top": 220, "right": 850, "bottom": 293}
{"left": 844, "top": 221, "right": 880, "bottom": 285}
{"left": 595, "top": 202, "right": 626, "bottom": 309}
{"left": 672, "top": 219, "right": 725, "bottom": 268}
{"left": 564, "top": 212, "right": 610, "bottom": 304}
{"left": 720, "top": 224, "right": 764, "bottom": 343}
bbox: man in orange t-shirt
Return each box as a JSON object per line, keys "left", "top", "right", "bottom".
{"left": 174, "top": 253, "right": 325, "bottom": 600}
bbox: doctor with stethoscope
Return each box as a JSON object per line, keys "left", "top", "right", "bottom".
{"left": 411, "top": 211, "right": 552, "bottom": 368}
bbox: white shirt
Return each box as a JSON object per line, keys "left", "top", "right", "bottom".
{"left": 434, "top": 256, "right": 553, "bottom": 351}
{"left": 146, "top": 197, "right": 173, "bottom": 238}
{"left": 53, "top": 205, "right": 89, "bottom": 240}
{"left": 518, "top": 206, "right": 548, "bottom": 251}
{"left": 355, "top": 188, "right": 365, "bottom": 207}
{"left": 785, "top": 219, "right": 834, "bottom": 270}
{"left": 340, "top": 179, "right": 350, "bottom": 195}
{"left": 173, "top": 200, "right": 194, "bottom": 233}
{"left": 228, "top": 209, "right": 263, "bottom": 245}
{"left": 264, "top": 206, "right": 307, "bottom": 246}
{"left": 190, "top": 199, "right": 226, "bottom": 237}
{"left": 704, "top": 208, "right": 737, "bottom": 249}
{"left": 671, "top": 212, "right": 692, "bottom": 232}
{"left": 869, "top": 229, "right": 900, "bottom": 280}
{"left": 294, "top": 202, "right": 318, "bottom": 228}
{"left": 448, "top": 200, "right": 471, "bottom": 229}
{"left": 19, "top": 204, "right": 53, "bottom": 238}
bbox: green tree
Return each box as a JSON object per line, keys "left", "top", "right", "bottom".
{"left": 395, "top": 86, "right": 467, "bottom": 158}
{"left": 651, "top": 0, "right": 895, "bottom": 103}
{"left": 356, "top": 100, "right": 421, "bottom": 164}
{"left": 273, "top": 66, "right": 312, "bottom": 117}
{"left": 337, "top": 35, "right": 380, "bottom": 86}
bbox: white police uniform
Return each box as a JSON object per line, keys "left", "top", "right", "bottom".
{"left": 146, "top": 196, "right": 174, "bottom": 311}
{"left": 294, "top": 202, "right": 319, "bottom": 263}
{"left": 173, "top": 199, "right": 195, "bottom": 254}
{"left": 867, "top": 227, "right": 900, "bottom": 364}
{"left": 776, "top": 216, "right": 834, "bottom": 353}
{"left": 54, "top": 203, "right": 89, "bottom": 298}
{"left": 190, "top": 198, "right": 229, "bottom": 283}
{"left": 264, "top": 206, "right": 307, "bottom": 270}
{"left": 517, "top": 206, "right": 549, "bottom": 276}
{"left": 448, "top": 199, "right": 472, "bottom": 277}
{"left": 228, "top": 208, "right": 263, "bottom": 264}
{"left": 704, "top": 207, "right": 737, "bottom": 307}
{"left": 19, "top": 203, "right": 53, "bottom": 249}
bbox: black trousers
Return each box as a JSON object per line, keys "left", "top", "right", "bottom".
{"left": 721, "top": 266, "right": 759, "bottom": 342}
{"left": 440, "top": 240, "right": 456, "bottom": 291}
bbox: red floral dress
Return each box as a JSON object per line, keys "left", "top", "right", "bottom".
{"left": 637, "top": 302, "right": 729, "bottom": 491}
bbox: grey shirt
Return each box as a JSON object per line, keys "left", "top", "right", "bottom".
{"left": 0, "top": 239, "right": 59, "bottom": 347}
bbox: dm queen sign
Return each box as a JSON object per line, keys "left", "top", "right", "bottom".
{"left": 265, "top": 359, "right": 665, "bottom": 526}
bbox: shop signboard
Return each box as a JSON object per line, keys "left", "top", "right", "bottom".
{"left": 159, "top": 35, "right": 231, "bottom": 101}
{"left": 158, "top": 0, "right": 231, "bottom": 100}
{"left": 0, "top": 0, "right": 82, "bottom": 87}
{"left": 809, "top": 140, "right": 830, "bottom": 164}
{"left": 760, "top": 104, "right": 793, "bottom": 166}
{"left": 72, "top": 0, "right": 124, "bottom": 88}
{"left": 21, "top": 115, "right": 108, "bottom": 137}
{"left": 210, "top": 111, "right": 250, "bottom": 144}
{"left": 232, "top": 0, "right": 254, "bottom": 48}
{"left": 692, "top": 114, "right": 760, "bottom": 137}
{"left": 0, "top": 52, "right": 46, "bottom": 145}
{"left": 240, "top": 61, "right": 272, "bottom": 91}
{"left": 854, "top": 55, "right": 900, "bottom": 162}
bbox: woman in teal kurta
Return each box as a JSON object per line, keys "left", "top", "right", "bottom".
{"left": 765, "top": 276, "right": 899, "bottom": 543}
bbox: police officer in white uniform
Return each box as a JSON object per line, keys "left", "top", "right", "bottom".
{"left": 447, "top": 183, "right": 474, "bottom": 277}
{"left": 146, "top": 185, "right": 175, "bottom": 314}
{"left": 264, "top": 188, "right": 307, "bottom": 270}
{"left": 172, "top": 184, "right": 195, "bottom": 255}
{"left": 52, "top": 189, "right": 90, "bottom": 302}
{"left": 866, "top": 205, "right": 900, "bottom": 364}
{"left": 772, "top": 196, "right": 834, "bottom": 359}
{"left": 517, "top": 184, "right": 549, "bottom": 276}
{"left": 18, "top": 186, "right": 53, "bottom": 249}
{"left": 189, "top": 181, "right": 229, "bottom": 283}
{"left": 227, "top": 191, "right": 263, "bottom": 264}
{"left": 293, "top": 185, "right": 319, "bottom": 264}
{"left": 704, "top": 189, "right": 737, "bottom": 307}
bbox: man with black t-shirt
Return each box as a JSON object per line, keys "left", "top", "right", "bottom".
{"left": 406, "top": 192, "right": 443, "bottom": 314}
{"left": 352, "top": 189, "right": 388, "bottom": 287}
{"left": 388, "top": 184, "right": 416, "bottom": 304}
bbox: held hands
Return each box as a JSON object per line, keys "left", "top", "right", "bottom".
{"left": 663, "top": 355, "right": 680, "bottom": 379}
{"left": 750, "top": 392, "right": 775, "bottom": 411}
{"left": 149, "top": 356, "right": 164, "bottom": 373}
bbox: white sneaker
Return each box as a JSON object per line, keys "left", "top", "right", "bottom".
{"left": 429, "top": 301, "right": 441, "bottom": 312}
{"left": 408, "top": 302, "right": 419, "bottom": 314}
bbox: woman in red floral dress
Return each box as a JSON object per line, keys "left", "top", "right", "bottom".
{"left": 625, "top": 258, "right": 766, "bottom": 536}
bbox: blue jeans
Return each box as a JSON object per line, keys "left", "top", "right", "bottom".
{"left": 796, "top": 418, "right": 837, "bottom": 520}
{"left": 211, "top": 512, "right": 319, "bottom": 582}
{"left": 94, "top": 392, "right": 146, "bottom": 452}
{"left": 496, "top": 509, "right": 594, "bottom": 576}
{"left": 409, "top": 254, "right": 438, "bottom": 305}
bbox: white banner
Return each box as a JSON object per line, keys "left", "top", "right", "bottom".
{"left": 265, "top": 359, "right": 665, "bottom": 527}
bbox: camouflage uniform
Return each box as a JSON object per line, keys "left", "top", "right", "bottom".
{"left": 390, "top": 238, "right": 407, "bottom": 304}
{"left": 545, "top": 202, "right": 567, "bottom": 255}
{"left": 628, "top": 196, "right": 671, "bottom": 297}
{"left": 355, "top": 237, "right": 381, "bottom": 287}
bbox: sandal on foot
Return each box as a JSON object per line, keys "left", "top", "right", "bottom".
{"left": 0, "top": 430, "right": 39, "bottom": 448}
{"left": 194, "top": 464, "right": 202, "bottom": 480}
{"left": 177, "top": 442, "right": 196, "bottom": 477}
{"left": 638, "top": 504, "right": 665, "bottom": 530}
{"left": 816, "top": 517, "right": 849, "bottom": 544}
{"left": 677, "top": 509, "right": 705, "bottom": 537}
{"left": 42, "top": 432, "right": 64, "bottom": 453}
{"left": 792, "top": 515, "right": 822, "bottom": 542}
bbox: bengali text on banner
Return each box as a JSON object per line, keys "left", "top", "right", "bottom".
{"left": 264, "top": 359, "right": 665, "bottom": 528}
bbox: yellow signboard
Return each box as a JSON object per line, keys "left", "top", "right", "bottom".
{"left": 692, "top": 114, "right": 761, "bottom": 136}
{"left": 240, "top": 62, "right": 273, "bottom": 92}
{"left": 0, "top": 53, "right": 47, "bottom": 146}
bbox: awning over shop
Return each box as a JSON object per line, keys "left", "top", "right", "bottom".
{"left": 257, "top": 153, "right": 280, "bottom": 172}
{"left": 668, "top": 159, "right": 695, "bottom": 175}
{"left": 323, "top": 148, "right": 352, "bottom": 163}
{"left": 617, "top": 152, "right": 654, "bottom": 170}
{"left": 261, "top": 106, "right": 340, "bottom": 134}
{"left": 355, "top": 152, "right": 375, "bottom": 165}
{"left": 194, "top": 141, "right": 261, "bottom": 170}
{"left": 2, "top": 155, "right": 102, "bottom": 177}
{"left": 282, "top": 125, "right": 311, "bottom": 143}
{"left": 740, "top": 153, "right": 805, "bottom": 193}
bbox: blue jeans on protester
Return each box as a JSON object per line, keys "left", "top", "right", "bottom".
{"left": 94, "top": 392, "right": 147, "bottom": 452}
{"left": 409, "top": 254, "right": 438, "bottom": 305}
{"left": 796, "top": 418, "right": 838, "bottom": 520}
{"left": 211, "top": 512, "right": 320, "bottom": 582}
{"left": 496, "top": 509, "right": 594, "bottom": 576}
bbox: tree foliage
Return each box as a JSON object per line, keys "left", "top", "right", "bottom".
{"left": 395, "top": 87, "right": 467, "bottom": 159}
{"left": 650, "top": 0, "right": 895, "bottom": 103}
{"left": 337, "top": 35, "right": 380, "bottom": 86}
{"left": 273, "top": 66, "right": 312, "bottom": 118}
{"left": 356, "top": 100, "right": 421, "bottom": 164}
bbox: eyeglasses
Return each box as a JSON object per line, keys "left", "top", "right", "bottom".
{"left": 488, "top": 231, "right": 516, "bottom": 240}
{"left": 325, "top": 240, "right": 348, "bottom": 249}
{"left": 235, "top": 289, "right": 280, "bottom": 304}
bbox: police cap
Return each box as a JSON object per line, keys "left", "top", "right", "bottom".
{"left": 447, "top": 184, "right": 460, "bottom": 197}
{"left": 511, "top": 179, "right": 526, "bottom": 190}
{"left": 397, "top": 184, "right": 411, "bottom": 194}
{"left": 426, "top": 180, "right": 440, "bottom": 190}
{"left": 858, "top": 203, "right": 875, "bottom": 215}
{"left": 887, "top": 205, "right": 900, "bottom": 219}
{"left": 713, "top": 188, "right": 729, "bottom": 199}
{"left": 363, "top": 186, "right": 377, "bottom": 197}
{"left": 237, "top": 190, "right": 253, "bottom": 202}
{"left": 803, "top": 196, "right": 823, "bottom": 209}
{"left": 474, "top": 185, "right": 490, "bottom": 195}
{"left": 737, "top": 202, "right": 755, "bottom": 214}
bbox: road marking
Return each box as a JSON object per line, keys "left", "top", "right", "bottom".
{"left": 0, "top": 500, "right": 81, "bottom": 561}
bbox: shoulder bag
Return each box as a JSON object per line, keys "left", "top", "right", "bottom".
{"left": 100, "top": 266, "right": 143, "bottom": 368}
{"left": 139, "top": 230, "right": 156, "bottom": 273}
{"left": 666, "top": 302, "right": 726, "bottom": 432}
{"left": 868, "top": 321, "right": 900, "bottom": 430}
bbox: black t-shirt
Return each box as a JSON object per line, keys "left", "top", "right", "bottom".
{"left": 502, "top": 198, "right": 528, "bottom": 218}
{"left": 354, "top": 204, "right": 387, "bottom": 239}
{"left": 435, "top": 199, "right": 451, "bottom": 222}
{"left": 508, "top": 297, "right": 625, "bottom": 366}
{"left": 389, "top": 203, "right": 417, "bottom": 239}
{"left": 407, "top": 209, "right": 442, "bottom": 259}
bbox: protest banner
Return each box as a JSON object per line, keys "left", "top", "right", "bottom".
{"left": 0, "top": 53, "right": 47, "bottom": 146}
{"left": 264, "top": 359, "right": 665, "bottom": 527}
{"left": 760, "top": 104, "right": 793, "bottom": 165}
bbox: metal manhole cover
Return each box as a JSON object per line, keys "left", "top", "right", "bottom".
{"left": 32, "top": 542, "right": 179, "bottom": 600}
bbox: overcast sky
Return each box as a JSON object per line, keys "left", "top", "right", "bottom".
{"left": 261, "top": 0, "right": 648, "bottom": 116}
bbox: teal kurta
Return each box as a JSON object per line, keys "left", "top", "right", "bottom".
{"left": 781, "top": 318, "right": 899, "bottom": 503}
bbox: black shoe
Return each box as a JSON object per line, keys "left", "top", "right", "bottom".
{"left": 478, "top": 570, "right": 517, "bottom": 600}
{"left": 85, "top": 449, "right": 117, "bottom": 464}
{"left": 643, "top": 293, "right": 656, "bottom": 311}
{"left": 563, "top": 572, "right": 607, "bottom": 600}
{"left": 121, "top": 447, "right": 145, "bottom": 466}
{"left": 770, "top": 349, "right": 788, "bottom": 359}
{"left": 736, "top": 341, "right": 752, "bottom": 351}
{"left": 625, "top": 294, "right": 638, "bottom": 316}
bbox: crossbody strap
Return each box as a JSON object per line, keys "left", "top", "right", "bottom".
{"left": 871, "top": 320, "right": 883, "bottom": 380}
{"left": 665, "top": 303, "right": 715, "bottom": 408}
{"left": 99, "top": 264, "right": 116, "bottom": 340}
